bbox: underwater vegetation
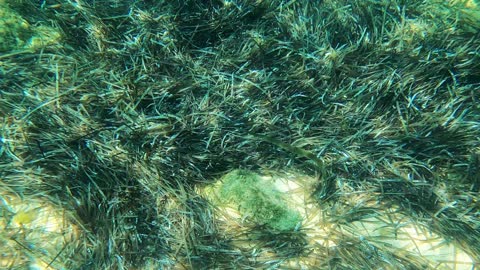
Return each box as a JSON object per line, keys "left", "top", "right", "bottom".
{"left": 0, "top": 1, "right": 60, "bottom": 52}
{"left": 0, "top": 0, "right": 479, "bottom": 269}
{"left": 205, "top": 169, "right": 302, "bottom": 231}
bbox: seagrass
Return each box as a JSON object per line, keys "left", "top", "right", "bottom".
{"left": 0, "top": 0, "right": 479, "bottom": 269}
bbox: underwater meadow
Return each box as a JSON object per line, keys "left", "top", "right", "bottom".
{"left": 1, "top": 0, "right": 479, "bottom": 269}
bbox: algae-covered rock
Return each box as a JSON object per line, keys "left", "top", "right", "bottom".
{"left": 0, "top": 1, "right": 61, "bottom": 52}
{"left": 209, "top": 169, "right": 302, "bottom": 231}
{"left": 0, "top": 1, "right": 33, "bottom": 51}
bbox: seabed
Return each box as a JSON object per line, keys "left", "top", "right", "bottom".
{"left": 0, "top": 0, "right": 479, "bottom": 269}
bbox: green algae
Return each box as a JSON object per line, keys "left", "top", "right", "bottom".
{"left": 0, "top": 1, "right": 32, "bottom": 52}
{"left": 215, "top": 170, "right": 302, "bottom": 232}
{"left": 0, "top": 1, "right": 61, "bottom": 52}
